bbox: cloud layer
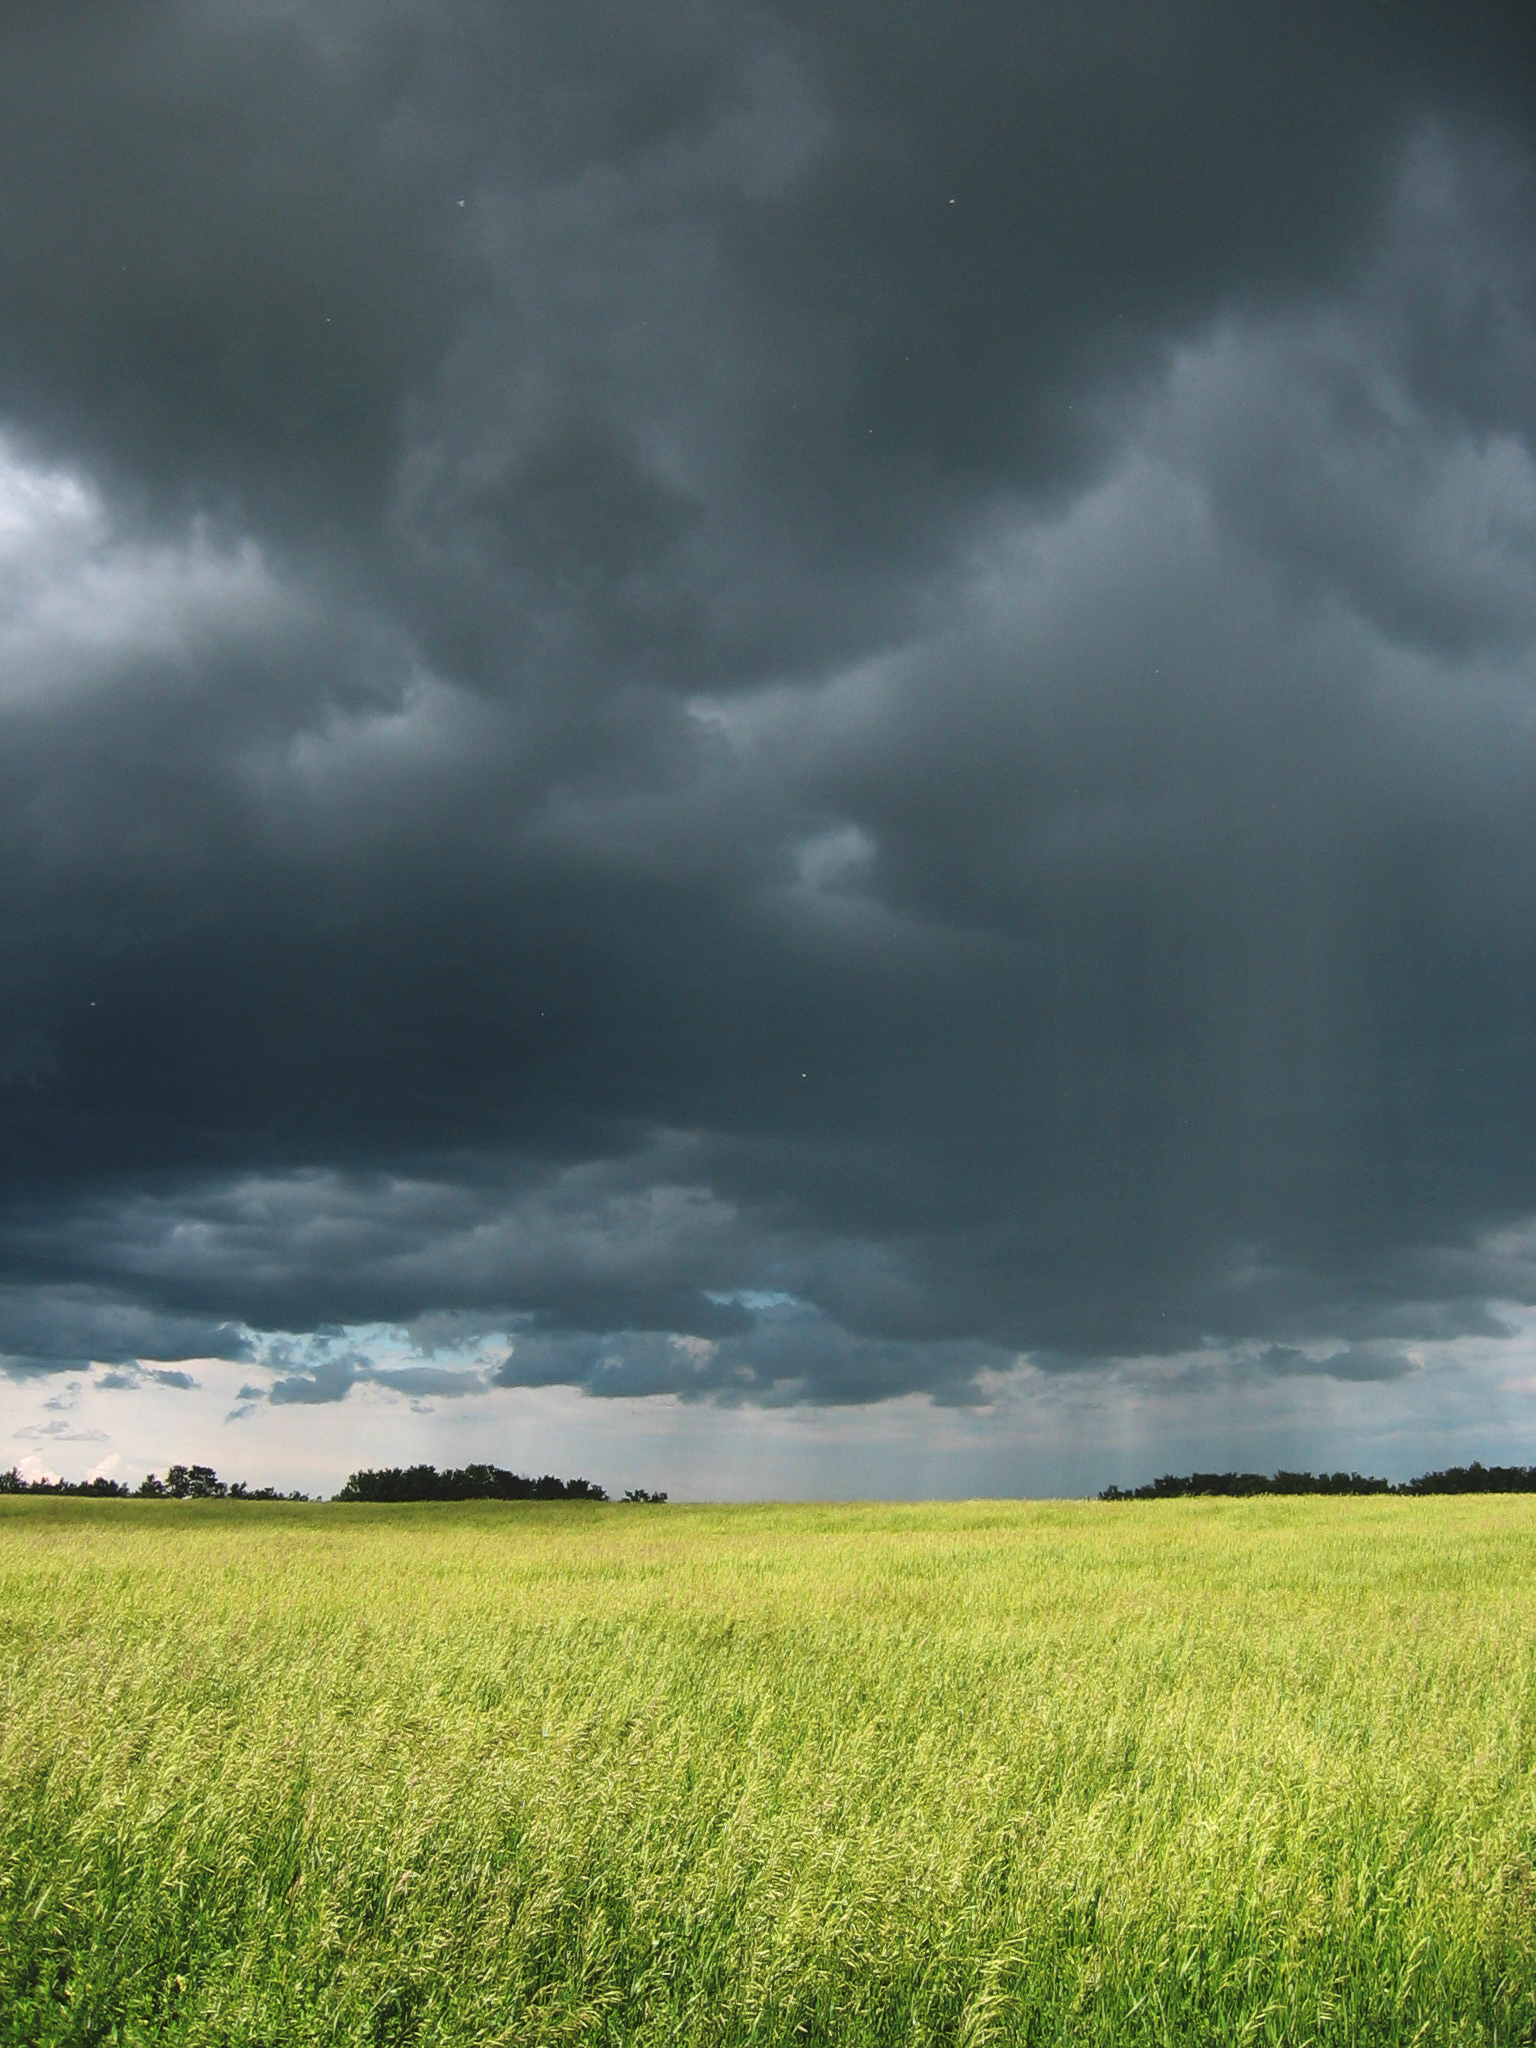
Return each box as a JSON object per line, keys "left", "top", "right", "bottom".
{"left": 2, "top": 2, "right": 1534, "bottom": 1463}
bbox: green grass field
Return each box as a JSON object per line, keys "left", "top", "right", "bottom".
{"left": 3, "top": 1498, "right": 1535, "bottom": 2046}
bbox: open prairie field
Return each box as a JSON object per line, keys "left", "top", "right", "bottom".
{"left": 3, "top": 1497, "right": 1535, "bottom": 2046}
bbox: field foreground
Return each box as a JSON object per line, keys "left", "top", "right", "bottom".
{"left": 3, "top": 1499, "right": 1535, "bottom": 2046}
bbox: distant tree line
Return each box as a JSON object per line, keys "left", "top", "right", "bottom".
{"left": 1100, "top": 1462, "right": 1536, "bottom": 1500}
{"left": 138, "top": 1464, "right": 310, "bottom": 1500}
{"left": 1394, "top": 1463, "right": 1536, "bottom": 1495}
{"left": 0, "top": 1460, "right": 668, "bottom": 1503}
{"left": 0, "top": 1471, "right": 134, "bottom": 1497}
{"left": 334, "top": 1463, "right": 612, "bottom": 1502}
{"left": 0, "top": 1463, "right": 309, "bottom": 1499}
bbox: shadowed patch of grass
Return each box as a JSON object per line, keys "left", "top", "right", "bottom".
{"left": 2, "top": 1496, "right": 1535, "bottom": 2043}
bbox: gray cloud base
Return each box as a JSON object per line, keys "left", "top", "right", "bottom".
{"left": 1, "top": 2, "right": 1534, "bottom": 1418}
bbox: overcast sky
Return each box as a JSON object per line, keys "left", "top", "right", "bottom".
{"left": 4, "top": 0, "right": 1535, "bottom": 1497}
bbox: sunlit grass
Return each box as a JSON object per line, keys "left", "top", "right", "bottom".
{"left": 3, "top": 1496, "right": 1535, "bottom": 2044}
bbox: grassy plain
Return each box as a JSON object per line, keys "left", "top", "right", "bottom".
{"left": 2, "top": 1497, "right": 1535, "bottom": 2046}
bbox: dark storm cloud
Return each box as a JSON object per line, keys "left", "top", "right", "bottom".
{"left": 0, "top": 1283, "right": 250, "bottom": 1380}
{"left": 1252, "top": 1345, "right": 1418, "bottom": 1386}
{"left": 95, "top": 1364, "right": 200, "bottom": 1391}
{"left": 1, "top": 1, "right": 1534, "bottom": 1411}
{"left": 266, "top": 1359, "right": 487, "bottom": 1405}
{"left": 486, "top": 1303, "right": 1008, "bottom": 1408}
